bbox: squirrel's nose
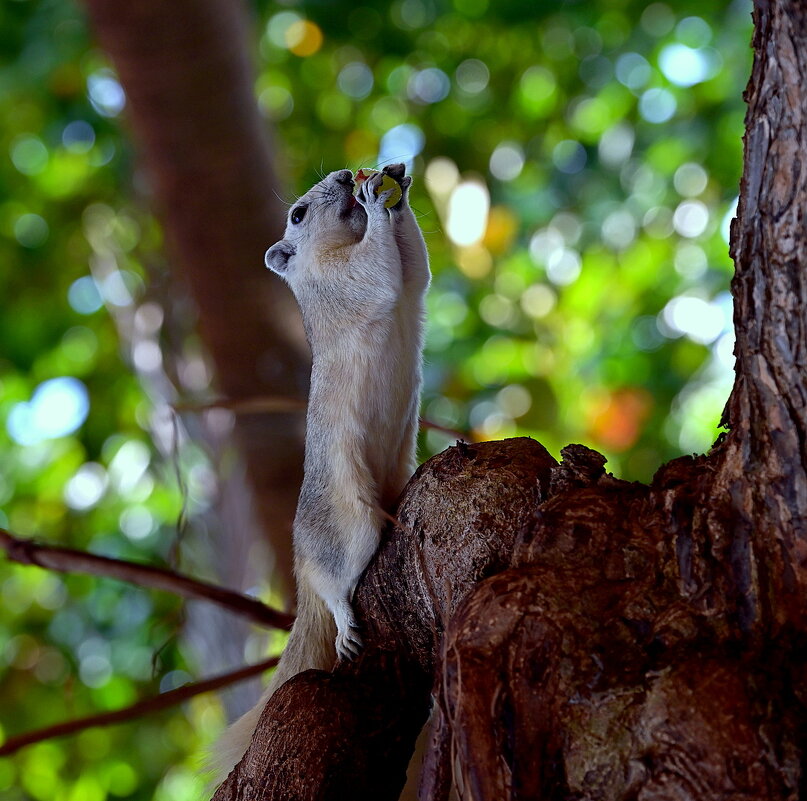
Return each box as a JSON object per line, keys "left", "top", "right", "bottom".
{"left": 334, "top": 170, "right": 354, "bottom": 186}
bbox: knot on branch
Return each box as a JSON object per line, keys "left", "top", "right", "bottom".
{"left": 428, "top": 439, "right": 476, "bottom": 477}
{"left": 550, "top": 443, "right": 607, "bottom": 494}
{"left": 1, "top": 530, "right": 40, "bottom": 566}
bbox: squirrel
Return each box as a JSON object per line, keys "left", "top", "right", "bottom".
{"left": 213, "top": 163, "right": 430, "bottom": 778}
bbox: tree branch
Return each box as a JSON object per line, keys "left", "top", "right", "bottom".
{"left": 173, "top": 396, "right": 307, "bottom": 416}
{"left": 0, "top": 657, "right": 278, "bottom": 757}
{"left": 215, "top": 438, "right": 804, "bottom": 800}
{"left": 418, "top": 416, "right": 474, "bottom": 443}
{"left": 173, "top": 394, "right": 474, "bottom": 442}
{"left": 0, "top": 528, "right": 294, "bottom": 630}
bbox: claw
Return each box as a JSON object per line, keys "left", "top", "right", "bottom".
{"left": 355, "top": 171, "right": 394, "bottom": 213}
{"left": 377, "top": 188, "right": 395, "bottom": 206}
{"left": 335, "top": 625, "right": 364, "bottom": 661}
{"left": 355, "top": 179, "right": 370, "bottom": 208}
{"left": 367, "top": 171, "right": 384, "bottom": 195}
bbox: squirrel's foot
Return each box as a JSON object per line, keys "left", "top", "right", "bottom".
{"left": 333, "top": 598, "right": 363, "bottom": 660}
{"left": 335, "top": 626, "right": 363, "bottom": 661}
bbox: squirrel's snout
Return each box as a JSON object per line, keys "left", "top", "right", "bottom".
{"left": 333, "top": 170, "right": 354, "bottom": 187}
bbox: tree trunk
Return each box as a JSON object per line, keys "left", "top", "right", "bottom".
{"left": 213, "top": 1, "right": 807, "bottom": 799}
{"left": 82, "top": 0, "right": 307, "bottom": 595}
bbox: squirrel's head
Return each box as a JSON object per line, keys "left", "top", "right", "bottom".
{"left": 264, "top": 169, "right": 367, "bottom": 287}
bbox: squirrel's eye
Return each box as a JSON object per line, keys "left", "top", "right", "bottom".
{"left": 291, "top": 206, "right": 307, "bottom": 225}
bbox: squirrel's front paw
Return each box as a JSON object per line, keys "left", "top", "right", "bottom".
{"left": 392, "top": 176, "right": 411, "bottom": 209}
{"left": 382, "top": 166, "right": 411, "bottom": 210}
{"left": 357, "top": 171, "right": 397, "bottom": 213}
{"left": 382, "top": 163, "right": 406, "bottom": 181}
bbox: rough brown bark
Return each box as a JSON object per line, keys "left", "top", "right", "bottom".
{"left": 82, "top": 0, "right": 307, "bottom": 592}
{"left": 716, "top": 0, "right": 807, "bottom": 636}
{"left": 213, "top": 1, "right": 807, "bottom": 799}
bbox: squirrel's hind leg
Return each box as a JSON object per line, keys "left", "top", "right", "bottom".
{"left": 303, "top": 561, "right": 365, "bottom": 661}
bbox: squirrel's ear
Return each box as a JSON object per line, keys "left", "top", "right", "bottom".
{"left": 265, "top": 240, "right": 296, "bottom": 275}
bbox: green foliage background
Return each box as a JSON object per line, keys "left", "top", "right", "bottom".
{"left": 0, "top": 0, "right": 752, "bottom": 798}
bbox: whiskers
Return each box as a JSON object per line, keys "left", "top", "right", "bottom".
{"left": 272, "top": 188, "right": 295, "bottom": 208}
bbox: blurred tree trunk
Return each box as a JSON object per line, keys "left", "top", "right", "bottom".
{"left": 82, "top": 0, "right": 306, "bottom": 598}
{"left": 213, "top": 1, "right": 807, "bottom": 799}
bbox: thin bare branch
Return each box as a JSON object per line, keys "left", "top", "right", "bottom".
{"left": 0, "top": 528, "right": 294, "bottom": 630}
{"left": 0, "top": 657, "right": 278, "bottom": 757}
{"left": 173, "top": 396, "right": 474, "bottom": 443}
{"left": 173, "top": 396, "right": 306, "bottom": 415}
{"left": 418, "top": 417, "right": 474, "bottom": 443}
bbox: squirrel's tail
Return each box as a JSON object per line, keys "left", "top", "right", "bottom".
{"left": 209, "top": 583, "right": 336, "bottom": 783}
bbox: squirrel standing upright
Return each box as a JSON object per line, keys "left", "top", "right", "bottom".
{"left": 214, "top": 163, "right": 430, "bottom": 776}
